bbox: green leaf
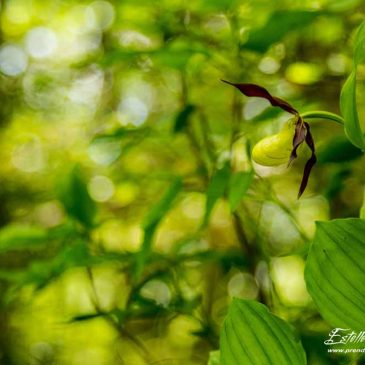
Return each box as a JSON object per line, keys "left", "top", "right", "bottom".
{"left": 135, "top": 178, "right": 183, "bottom": 280}
{"left": 174, "top": 104, "right": 195, "bottom": 133}
{"left": 316, "top": 135, "right": 363, "bottom": 164}
{"left": 340, "top": 20, "right": 365, "bottom": 150}
{"left": 203, "top": 163, "right": 231, "bottom": 226}
{"left": 243, "top": 10, "right": 320, "bottom": 53}
{"left": 58, "top": 166, "right": 97, "bottom": 228}
{"left": 220, "top": 299, "right": 306, "bottom": 365}
{"left": 152, "top": 41, "right": 211, "bottom": 69}
{"left": 208, "top": 350, "right": 220, "bottom": 365}
{"left": 228, "top": 171, "right": 254, "bottom": 211}
{"left": 4, "top": 240, "right": 94, "bottom": 290}
{"left": 142, "top": 178, "right": 183, "bottom": 231}
{"left": 340, "top": 71, "right": 365, "bottom": 150}
{"left": 328, "top": 0, "right": 363, "bottom": 11}
{"left": 200, "top": 0, "right": 238, "bottom": 11}
{"left": 305, "top": 219, "right": 365, "bottom": 330}
{"left": 0, "top": 225, "right": 48, "bottom": 253}
{"left": 324, "top": 168, "right": 351, "bottom": 200}
{"left": 361, "top": 188, "right": 365, "bottom": 219}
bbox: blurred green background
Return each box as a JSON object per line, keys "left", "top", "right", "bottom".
{"left": 0, "top": 0, "right": 364, "bottom": 364}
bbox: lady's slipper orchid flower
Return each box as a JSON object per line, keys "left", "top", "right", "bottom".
{"left": 222, "top": 80, "right": 316, "bottom": 198}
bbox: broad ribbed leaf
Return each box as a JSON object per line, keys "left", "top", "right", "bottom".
{"left": 305, "top": 219, "right": 365, "bottom": 330}
{"left": 220, "top": 299, "right": 306, "bottom": 365}
{"left": 340, "top": 20, "right": 365, "bottom": 150}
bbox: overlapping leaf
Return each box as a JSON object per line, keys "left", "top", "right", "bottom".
{"left": 220, "top": 299, "right": 306, "bottom": 365}
{"left": 340, "top": 20, "right": 365, "bottom": 150}
{"left": 305, "top": 219, "right": 365, "bottom": 330}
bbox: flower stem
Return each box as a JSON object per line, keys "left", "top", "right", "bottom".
{"left": 300, "top": 110, "right": 345, "bottom": 125}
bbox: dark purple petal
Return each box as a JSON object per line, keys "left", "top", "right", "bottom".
{"left": 298, "top": 122, "right": 317, "bottom": 198}
{"left": 221, "top": 80, "right": 298, "bottom": 115}
{"left": 288, "top": 120, "right": 306, "bottom": 165}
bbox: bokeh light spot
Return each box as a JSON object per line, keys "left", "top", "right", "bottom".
{"left": 88, "top": 175, "right": 115, "bottom": 202}
{"left": 25, "top": 27, "right": 58, "bottom": 59}
{"left": 117, "top": 97, "right": 149, "bottom": 126}
{"left": 140, "top": 280, "right": 171, "bottom": 307}
{"left": 12, "top": 137, "right": 45, "bottom": 172}
{"left": 228, "top": 272, "right": 259, "bottom": 299}
{"left": 0, "top": 44, "right": 27, "bottom": 76}
{"left": 86, "top": 1, "right": 115, "bottom": 31}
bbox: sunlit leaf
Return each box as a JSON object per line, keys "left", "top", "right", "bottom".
{"left": 58, "top": 166, "right": 96, "bottom": 228}
{"left": 2, "top": 240, "right": 93, "bottom": 290}
{"left": 153, "top": 48, "right": 208, "bottom": 69}
{"left": 203, "top": 162, "right": 230, "bottom": 226}
{"left": 361, "top": 188, "right": 365, "bottom": 219}
{"left": 134, "top": 178, "right": 183, "bottom": 280}
{"left": 305, "top": 219, "right": 365, "bottom": 330}
{"left": 340, "top": 20, "right": 365, "bottom": 150}
{"left": 328, "top": 0, "right": 363, "bottom": 11}
{"left": 228, "top": 171, "right": 253, "bottom": 211}
{"left": 142, "top": 178, "right": 182, "bottom": 231}
{"left": 208, "top": 350, "right": 220, "bottom": 365}
{"left": 285, "top": 62, "right": 322, "bottom": 85}
{"left": 340, "top": 71, "right": 365, "bottom": 149}
{"left": 220, "top": 298, "right": 306, "bottom": 365}
{"left": 200, "top": 0, "right": 238, "bottom": 10}
{"left": 243, "top": 10, "right": 320, "bottom": 53}
{"left": 0, "top": 225, "right": 48, "bottom": 253}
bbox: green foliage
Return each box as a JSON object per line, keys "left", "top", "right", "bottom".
{"left": 208, "top": 350, "right": 221, "bottom": 365}
{"left": 243, "top": 10, "right": 320, "bottom": 53}
{"left": 203, "top": 162, "right": 231, "bottom": 226}
{"left": 316, "top": 135, "right": 363, "bottom": 163}
{"left": 1, "top": 1, "right": 365, "bottom": 364}
{"left": 58, "top": 166, "right": 96, "bottom": 228}
{"left": 135, "top": 178, "right": 183, "bottom": 280}
{"left": 220, "top": 298, "right": 306, "bottom": 365}
{"left": 0, "top": 225, "right": 48, "bottom": 253}
{"left": 340, "top": 20, "right": 365, "bottom": 150}
{"left": 305, "top": 219, "right": 365, "bottom": 330}
{"left": 228, "top": 171, "right": 253, "bottom": 211}
{"left": 174, "top": 104, "right": 196, "bottom": 133}
{"left": 361, "top": 188, "right": 365, "bottom": 219}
